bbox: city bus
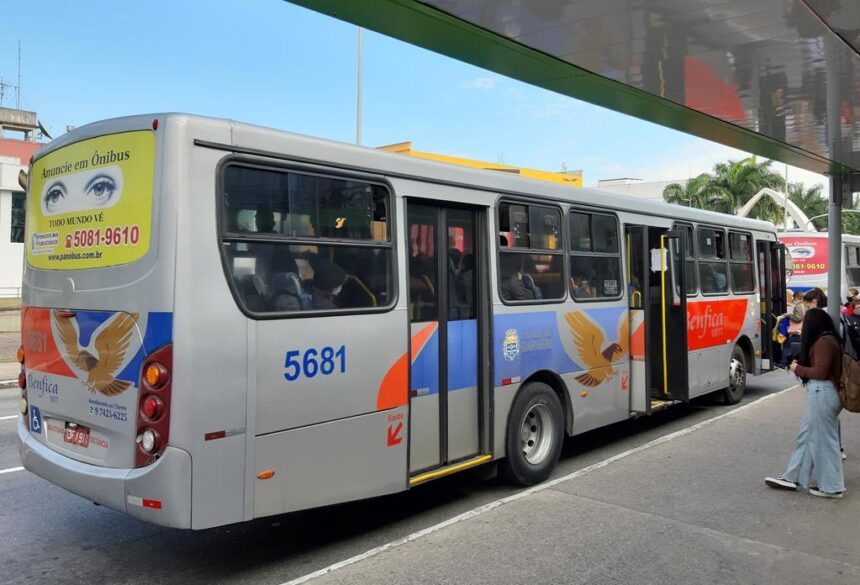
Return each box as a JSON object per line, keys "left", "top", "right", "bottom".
{"left": 16, "top": 114, "right": 786, "bottom": 529}
{"left": 779, "top": 230, "right": 860, "bottom": 296}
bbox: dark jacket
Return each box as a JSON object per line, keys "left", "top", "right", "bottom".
{"left": 794, "top": 334, "right": 842, "bottom": 388}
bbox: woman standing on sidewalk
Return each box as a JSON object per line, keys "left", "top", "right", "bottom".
{"left": 765, "top": 308, "right": 845, "bottom": 498}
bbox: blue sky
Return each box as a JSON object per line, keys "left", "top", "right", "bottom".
{"left": 0, "top": 0, "right": 826, "bottom": 191}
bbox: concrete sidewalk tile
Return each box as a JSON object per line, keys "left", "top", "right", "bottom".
{"left": 303, "top": 388, "right": 860, "bottom": 585}
{"left": 312, "top": 489, "right": 860, "bottom": 585}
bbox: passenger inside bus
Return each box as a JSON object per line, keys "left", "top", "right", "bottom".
{"left": 500, "top": 253, "right": 541, "bottom": 300}
{"left": 308, "top": 255, "right": 347, "bottom": 310}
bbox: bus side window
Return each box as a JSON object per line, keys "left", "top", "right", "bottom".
{"left": 569, "top": 211, "right": 622, "bottom": 300}
{"left": 220, "top": 166, "right": 394, "bottom": 315}
{"left": 497, "top": 202, "right": 564, "bottom": 303}
{"left": 698, "top": 227, "right": 729, "bottom": 294}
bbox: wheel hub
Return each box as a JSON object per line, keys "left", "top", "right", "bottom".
{"left": 520, "top": 403, "right": 554, "bottom": 464}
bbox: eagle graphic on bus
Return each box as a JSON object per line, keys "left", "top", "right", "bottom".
{"left": 564, "top": 311, "right": 628, "bottom": 387}
{"left": 54, "top": 311, "right": 139, "bottom": 397}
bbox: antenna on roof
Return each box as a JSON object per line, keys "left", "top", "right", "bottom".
{"left": 17, "top": 40, "right": 22, "bottom": 110}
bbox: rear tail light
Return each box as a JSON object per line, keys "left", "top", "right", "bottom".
{"left": 135, "top": 344, "right": 172, "bottom": 467}
{"left": 18, "top": 345, "right": 28, "bottom": 425}
{"left": 137, "top": 428, "right": 160, "bottom": 453}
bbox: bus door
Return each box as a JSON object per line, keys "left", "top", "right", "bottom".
{"left": 626, "top": 226, "right": 649, "bottom": 414}
{"left": 625, "top": 225, "right": 689, "bottom": 412}
{"left": 756, "top": 241, "right": 785, "bottom": 371}
{"left": 406, "top": 202, "right": 487, "bottom": 474}
{"left": 758, "top": 241, "right": 788, "bottom": 370}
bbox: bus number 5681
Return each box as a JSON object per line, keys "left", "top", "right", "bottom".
{"left": 284, "top": 346, "right": 346, "bottom": 382}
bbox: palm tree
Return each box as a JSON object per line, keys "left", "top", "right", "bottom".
{"left": 787, "top": 182, "right": 827, "bottom": 230}
{"left": 711, "top": 157, "right": 786, "bottom": 221}
{"left": 662, "top": 156, "right": 787, "bottom": 222}
{"left": 663, "top": 173, "right": 723, "bottom": 208}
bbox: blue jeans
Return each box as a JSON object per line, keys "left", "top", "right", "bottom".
{"left": 783, "top": 380, "right": 845, "bottom": 493}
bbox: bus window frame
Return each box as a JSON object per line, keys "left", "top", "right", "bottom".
{"left": 696, "top": 224, "right": 730, "bottom": 297}
{"left": 568, "top": 207, "right": 623, "bottom": 303}
{"left": 672, "top": 221, "right": 699, "bottom": 297}
{"left": 495, "top": 197, "right": 566, "bottom": 306}
{"left": 728, "top": 229, "right": 756, "bottom": 295}
{"left": 216, "top": 157, "right": 399, "bottom": 320}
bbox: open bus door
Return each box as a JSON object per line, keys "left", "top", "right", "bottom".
{"left": 626, "top": 226, "right": 689, "bottom": 415}
{"left": 757, "top": 241, "right": 789, "bottom": 371}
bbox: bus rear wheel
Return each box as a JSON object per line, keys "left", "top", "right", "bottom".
{"left": 501, "top": 382, "right": 564, "bottom": 486}
{"left": 723, "top": 345, "right": 747, "bottom": 405}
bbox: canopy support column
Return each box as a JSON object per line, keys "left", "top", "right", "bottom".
{"left": 827, "top": 174, "right": 844, "bottom": 325}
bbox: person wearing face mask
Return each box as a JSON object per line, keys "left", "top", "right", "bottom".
{"left": 843, "top": 288, "right": 858, "bottom": 316}
{"left": 309, "top": 256, "right": 347, "bottom": 310}
{"left": 844, "top": 297, "right": 860, "bottom": 358}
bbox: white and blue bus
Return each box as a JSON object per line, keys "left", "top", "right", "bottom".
{"left": 16, "top": 114, "right": 786, "bottom": 529}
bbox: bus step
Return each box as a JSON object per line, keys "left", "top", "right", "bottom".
{"left": 650, "top": 399, "right": 673, "bottom": 412}
{"left": 409, "top": 454, "right": 493, "bottom": 486}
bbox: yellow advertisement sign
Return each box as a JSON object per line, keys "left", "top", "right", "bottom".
{"left": 26, "top": 130, "right": 155, "bottom": 270}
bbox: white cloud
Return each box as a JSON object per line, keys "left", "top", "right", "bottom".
{"left": 599, "top": 140, "right": 829, "bottom": 196}
{"left": 462, "top": 77, "right": 496, "bottom": 90}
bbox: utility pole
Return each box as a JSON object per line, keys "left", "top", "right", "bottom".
{"left": 356, "top": 27, "right": 362, "bottom": 146}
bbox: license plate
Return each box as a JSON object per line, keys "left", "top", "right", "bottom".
{"left": 63, "top": 423, "right": 90, "bottom": 448}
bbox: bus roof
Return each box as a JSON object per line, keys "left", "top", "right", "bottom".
{"left": 41, "top": 113, "right": 778, "bottom": 235}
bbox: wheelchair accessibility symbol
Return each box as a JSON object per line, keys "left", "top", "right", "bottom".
{"left": 29, "top": 405, "right": 42, "bottom": 434}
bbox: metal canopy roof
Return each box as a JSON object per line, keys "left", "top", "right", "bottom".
{"left": 290, "top": 0, "right": 860, "bottom": 175}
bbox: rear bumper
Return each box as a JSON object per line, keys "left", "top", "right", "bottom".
{"left": 17, "top": 419, "right": 192, "bottom": 528}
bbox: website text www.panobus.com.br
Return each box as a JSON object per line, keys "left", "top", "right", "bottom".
{"left": 46, "top": 250, "right": 104, "bottom": 262}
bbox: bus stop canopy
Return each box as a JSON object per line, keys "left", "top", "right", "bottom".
{"left": 289, "top": 0, "right": 860, "bottom": 316}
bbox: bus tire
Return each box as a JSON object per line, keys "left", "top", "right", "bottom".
{"left": 500, "top": 382, "right": 564, "bottom": 486}
{"left": 723, "top": 345, "right": 747, "bottom": 405}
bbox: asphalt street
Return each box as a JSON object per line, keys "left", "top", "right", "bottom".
{"left": 0, "top": 370, "right": 806, "bottom": 585}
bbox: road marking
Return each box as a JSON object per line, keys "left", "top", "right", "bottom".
{"left": 0, "top": 415, "right": 18, "bottom": 421}
{"left": 280, "top": 385, "right": 798, "bottom": 585}
{"left": 0, "top": 467, "right": 24, "bottom": 475}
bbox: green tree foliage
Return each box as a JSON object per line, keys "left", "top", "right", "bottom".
{"left": 788, "top": 182, "right": 860, "bottom": 235}
{"left": 659, "top": 156, "right": 860, "bottom": 232}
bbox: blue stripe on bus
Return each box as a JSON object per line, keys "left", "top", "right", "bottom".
{"left": 493, "top": 308, "right": 626, "bottom": 387}
{"left": 448, "top": 319, "right": 478, "bottom": 392}
{"left": 411, "top": 327, "right": 440, "bottom": 395}
{"left": 410, "top": 320, "right": 479, "bottom": 395}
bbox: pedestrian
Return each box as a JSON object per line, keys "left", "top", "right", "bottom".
{"left": 780, "top": 290, "right": 806, "bottom": 368}
{"left": 843, "top": 288, "right": 858, "bottom": 315}
{"left": 765, "top": 308, "right": 845, "bottom": 498}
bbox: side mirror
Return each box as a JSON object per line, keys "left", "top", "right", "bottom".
{"left": 18, "top": 169, "right": 28, "bottom": 191}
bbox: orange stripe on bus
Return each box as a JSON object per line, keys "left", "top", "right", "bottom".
{"left": 376, "top": 322, "right": 438, "bottom": 410}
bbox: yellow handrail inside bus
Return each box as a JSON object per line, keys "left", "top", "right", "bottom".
{"left": 660, "top": 235, "right": 668, "bottom": 396}
{"left": 632, "top": 290, "right": 642, "bottom": 308}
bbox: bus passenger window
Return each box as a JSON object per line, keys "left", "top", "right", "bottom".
{"left": 220, "top": 165, "right": 393, "bottom": 315}
{"left": 569, "top": 211, "right": 622, "bottom": 300}
{"left": 498, "top": 202, "right": 564, "bottom": 303}
{"left": 698, "top": 228, "right": 729, "bottom": 294}
{"left": 729, "top": 232, "right": 755, "bottom": 293}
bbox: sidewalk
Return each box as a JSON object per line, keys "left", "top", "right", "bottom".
{"left": 304, "top": 388, "right": 860, "bottom": 585}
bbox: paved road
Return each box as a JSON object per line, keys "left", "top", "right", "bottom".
{"left": 0, "top": 371, "right": 798, "bottom": 585}
{"left": 0, "top": 331, "right": 19, "bottom": 365}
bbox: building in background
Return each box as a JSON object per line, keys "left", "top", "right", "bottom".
{"left": 0, "top": 107, "right": 42, "bottom": 298}
{"left": 379, "top": 141, "right": 583, "bottom": 187}
{"left": 595, "top": 178, "right": 675, "bottom": 202}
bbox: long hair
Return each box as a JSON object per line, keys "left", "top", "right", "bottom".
{"left": 797, "top": 308, "right": 839, "bottom": 376}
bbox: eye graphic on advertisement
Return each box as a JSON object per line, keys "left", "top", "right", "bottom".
{"left": 84, "top": 174, "right": 117, "bottom": 206}
{"left": 43, "top": 182, "right": 67, "bottom": 213}
{"left": 40, "top": 166, "right": 124, "bottom": 216}
{"left": 790, "top": 246, "right": 815, "bottom": 258}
